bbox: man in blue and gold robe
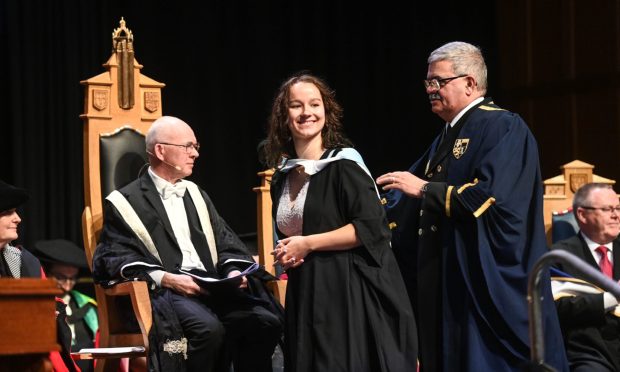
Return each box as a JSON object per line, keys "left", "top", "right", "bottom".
{"left": 377, "top": 41, "right": 568, "bottom": 372}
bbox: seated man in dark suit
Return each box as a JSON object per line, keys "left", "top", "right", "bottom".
{"left": 551, "top": 182, "right": 620, "bottom": 372}
{"left": 92, "top": 116, "right": 282, "bottom": 372}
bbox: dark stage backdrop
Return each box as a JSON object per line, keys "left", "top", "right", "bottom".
{"left": 0, "top": 0, "right": 497, "bottom": 251}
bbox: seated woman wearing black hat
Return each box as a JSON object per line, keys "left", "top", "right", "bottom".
{"left": 0, "top": 180, "right": 80, "bottom": 372}
{"left": 0, "top": 181, "right": 43, "bottom": 278}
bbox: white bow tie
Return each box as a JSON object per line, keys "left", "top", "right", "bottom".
{"left": 161, "top": 183, "right": 187, "bottom": 200}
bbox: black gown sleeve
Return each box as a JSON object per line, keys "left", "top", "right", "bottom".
{"left": 555, "top": 293, "right": 607, "bottom": 327}
{"left": 338, "top": 160, "right": 392, "bottom": 267}
{"left": 92, "top": 200, "right": 162, "bottom": 284}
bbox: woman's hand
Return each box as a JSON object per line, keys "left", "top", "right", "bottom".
{"left": 271, "top": 225, "right": 360, "bottom": 270}
{"left": 271, "top": 236, "right": 310, "bottom": 270}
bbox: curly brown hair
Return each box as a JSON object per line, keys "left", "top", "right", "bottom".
{"left": 261, "top": 73, "right": 352, "bottom": 167}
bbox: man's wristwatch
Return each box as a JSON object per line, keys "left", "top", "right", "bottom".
{"left": 421, "top": 182, "right": 429, "bottom": 196}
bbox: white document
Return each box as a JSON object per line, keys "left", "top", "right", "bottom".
{"left": 76, "top": 346, "right": 145, "bottom": 354}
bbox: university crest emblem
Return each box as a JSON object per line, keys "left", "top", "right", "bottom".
{"left": 452, "top": 138, "right": 469, "bottom": 159}
{"left": 144, "top": 91, "right": 160, "bottom": 113}
{"left": 570, "top": 173, "right": 588, "bottom": 193}
{"left": 92, "top": 89, "right": 108, "bottom": 111}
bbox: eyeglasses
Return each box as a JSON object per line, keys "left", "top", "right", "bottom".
{"left": 158, "top": 142, "right": 201, "bottom": 154}
{"left": 54, "top": 275, "right": 77, "bottom": 283}
{"left": 423, "top": 74, "right": 468, "bottom": 90}
{"left": 580, "top": 205, "right": 620, "bottom": 214}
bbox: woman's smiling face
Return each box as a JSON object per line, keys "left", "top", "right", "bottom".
{"left": 287, "top": 82, "right": 325, "bottom": 143}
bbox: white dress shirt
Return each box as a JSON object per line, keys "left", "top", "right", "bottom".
{"left": 147, "top": 168, "right": 206, "bottom": 286}
{"left": 581, "top": 232, "right": 617, "bottom": 310}
{"left": 447, "top": 96, "right": 485, "bottom": 129}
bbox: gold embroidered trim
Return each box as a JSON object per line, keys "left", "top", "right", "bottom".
{"left": 473, "top": 197, "right": 496, "bottom": 218}
{"left": 479, "top": 105, "right": 505, "bottom": 111}
{"left": 446, "top": 185, "right": 454, "bottom": 217}
{"left": 551, "top": 276, "right": 603, "bottom": 288}
{"left": 457, "top": 178, "right": 479, "bottom": 194}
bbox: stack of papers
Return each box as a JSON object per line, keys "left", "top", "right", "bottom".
{"left": 179, "top": 262, "right": 260, "bottom": 291}
{"left": 75, "top": 346, "right": 145, "bottom": 355}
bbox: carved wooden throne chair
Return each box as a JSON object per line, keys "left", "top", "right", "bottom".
{"left": 78, "top": 18, "right": 164, "bottom": 372}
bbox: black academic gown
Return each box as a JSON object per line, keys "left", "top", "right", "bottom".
{"left": 385, "top": 98, "right": 568, "bottom": 372}
{"left": 93, "top": 172, "right": 282, "bottom": 372}
{"left": 552, "top": 235, "right": 620, "bottom": 371}
{"left": 271, "top": 150, "right": 418, "bottom": 372}
{"left": 93, "top": 172, "right": 254, "bottom": 278}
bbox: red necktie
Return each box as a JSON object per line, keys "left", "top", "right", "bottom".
{"left": 596, "top": 246, "right": 614, "bottom": 279}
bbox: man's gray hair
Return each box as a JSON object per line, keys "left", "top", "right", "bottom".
{"left": 572, "top": 183, "right": 615, "bottom": 216}
{"left": 428, "top": 41, "right": 487, "bottom": 94}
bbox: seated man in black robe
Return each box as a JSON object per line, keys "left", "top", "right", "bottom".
{"left": 92, "top": 116, "right": 282, "bottom": 372}
{"left": 551, "top": 183, "right": 620, "bottom": 372}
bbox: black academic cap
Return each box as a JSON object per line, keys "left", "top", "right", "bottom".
{"left": 32, "top": 239, "right": 88, "bottom": 269}
{"left": 0, "top": 180, "right": 28, "bottom": 213}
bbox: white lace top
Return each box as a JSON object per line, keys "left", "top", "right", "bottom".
{"left": 276, "top": 174, "right": 310, "bottom": 237}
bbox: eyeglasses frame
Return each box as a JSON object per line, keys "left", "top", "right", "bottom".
{"left": 423, "top": 74, "right": 469, "bottom": 90}
{"left": 158, "top": 142, "right": 201, "bottom": 154}
{"left": 53, "top": 275, "right": 78, "bottom": 283}
{"left": 579, "top": 205, "right": 620, "bottom": 214}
